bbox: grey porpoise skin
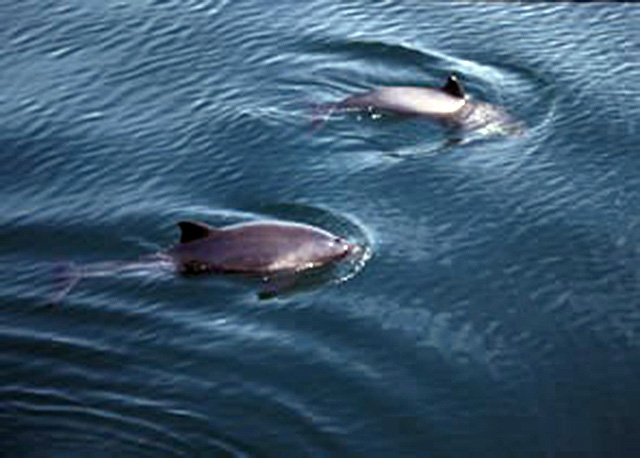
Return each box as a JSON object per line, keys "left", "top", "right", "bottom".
{"left": 168, "top": 220, "right": 357, "bottom": 276}
{"left": 342, "top": 74, "right": 467, "bottom": 119}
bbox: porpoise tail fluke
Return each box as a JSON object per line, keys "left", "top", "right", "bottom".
{"left": 48, "top": 263, "right": 82, "bottom": 306}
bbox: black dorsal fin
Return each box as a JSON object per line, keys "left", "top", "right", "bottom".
{"left": 442, "top": 74, "right": 465, "bottom": 99}
{"left": 177, "top": 221, "right": 214, "bottom": 243}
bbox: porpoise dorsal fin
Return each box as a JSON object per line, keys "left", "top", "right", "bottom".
{"left": 442, "top": 74, "right": 465, "bottom": 99}
{"left": 177, "top": 221, "right": 215, "bottom": 243}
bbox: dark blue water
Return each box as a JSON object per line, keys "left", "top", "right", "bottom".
{"left": 1, "top": 1, "right": 639, "bottom": 456}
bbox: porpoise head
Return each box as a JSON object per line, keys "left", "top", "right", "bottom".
{"left": 235, "top": 222, "right": 358, "bottom": 271}
{"left": 301, "top": 232, "right": 356, "bottom": 266}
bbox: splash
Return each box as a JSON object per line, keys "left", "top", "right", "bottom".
{"left": 451, "top": 100, "right": 525, "bottom": 139}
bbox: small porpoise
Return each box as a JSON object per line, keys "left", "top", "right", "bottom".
{"left": 169, "top": 220, "right": 357, "bottom": 276}
{"left": 341, "top": 74, "right": 468, "bottom": 119}
{"left": 316, "top": 74, "right": 520, "bottom": 134}
{"left": 49, "top": 220, "right": 358, "bottom": 303}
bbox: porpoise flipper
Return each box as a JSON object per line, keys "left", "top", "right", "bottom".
{"left": 257, "top": 275, "right": 300, "bottom": 300}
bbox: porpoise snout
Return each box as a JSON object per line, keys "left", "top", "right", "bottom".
{"left": 326, "top": 236, "right": 358, "bottom": 261}
{"left": 339, "top": 239, "right": 362, "bottom": 258}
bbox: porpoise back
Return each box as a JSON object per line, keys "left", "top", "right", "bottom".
{"left": 343, "top": 74, "right": 467, "bottom": 117}
{"left": 169, "top": 220, "right": 355, "bottom": 275}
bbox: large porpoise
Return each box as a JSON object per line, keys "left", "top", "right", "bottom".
{"left": 169, "top": 220, "right": 357, "bottom": 276}
{"left": 50, "top": 220, "right": 358, "bottom": 303}
{"left": 316, "top": 74, "right": 520, "bottom": 134}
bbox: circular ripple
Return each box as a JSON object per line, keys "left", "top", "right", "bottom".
{"left": 0, "top": 325, "right": 249, "bottom": 457}
{"left": 294, "top": 36, "right": 557, "bottom": 152}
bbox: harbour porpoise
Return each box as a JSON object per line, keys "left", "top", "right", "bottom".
{"left": 315, "top": 74, "right": 521, "bottom": 134}
{"left": 169, "top": 220, "right": 357, "bottom": 276}
{"left": 50, "top": 220, "right": 359, "bottom": 303}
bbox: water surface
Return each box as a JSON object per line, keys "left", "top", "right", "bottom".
{"left": 1, "top": 2, "right": 639, "bottom": 456}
